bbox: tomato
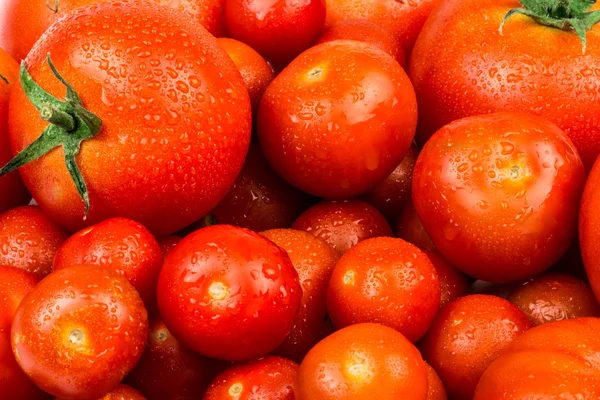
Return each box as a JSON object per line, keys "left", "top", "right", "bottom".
{"left": 157, "top": 225, "right": 302, "bottom": 361}
{"left": 213, "top": 144, "right": 313, "bottom": 232}
{"left": 258, "top": 40, "right": 417, "bottom": 199}
{"left": 7, "top": 0, "right": 251, "bottom": 236}
{"left": 395, "top": 199, "right": 435, "bottom": 252}
{"left": 225, "top": 0, "right": 326, "bottom": 69}
{"left": 327, "top": 237, "right": 440, "bottom": 342}
{"left": 420, "top": 294, "right": 531, "bottom": 400}
{"left": 315, "top": 20, "right": 406, "bottom": 68}
{"left": 11, "top": 264, "right": 148, "bottom": 399}
{"left": 297, "top": 323, "right": 428, "bottom": 400}
{"left": 0, "top": 0, "right": 227, "bottom": 62}
{"left": 261, "top": 229, "right": 339, "bottom": 362}
{"left": 580, "top": 155, "right": 600, "bottom": 303}
{"left": 409, "top": 0, "right": 600, "bottom": 170}
{"left": 57, "top": 384, "right": 146, "bottom": 400}
{"left": 158, "top": 235, "right": 182, "bottom": 257}
{"left": 425, "top": 364, "right": 446, "bottom": 400}
{"left": 425, "top": 251, "right": 468, "bottom": 307}
{"left": 204, "top": 356, "right": 298, "bottom": 400}
{"left": 412, "top": 113, "right": 585, "bottom": 283}
{"left": 0, "top": 206, "right": 68, "bottom": 280}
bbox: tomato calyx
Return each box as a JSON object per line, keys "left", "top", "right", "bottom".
{"left": 500, "top": 0, "right": 600, "bottom": 53}
{"left": 0, "top": 54, "right": 102, "bottom": 218}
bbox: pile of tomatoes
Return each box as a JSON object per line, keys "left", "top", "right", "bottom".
{"left": 1, "top": 0, "right": 600, "bottom": 399}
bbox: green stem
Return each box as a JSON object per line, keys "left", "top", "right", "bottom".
{"left": 41, "top": 105, "right": 76, "bottom": 131}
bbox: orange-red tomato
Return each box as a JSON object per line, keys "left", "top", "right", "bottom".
{"left": 11, "top": 265, "right": 148, "bottom": 399}
{"left": 297, "top": 323, "right": 428, "bottom": 400}
{"left": 0, "top": 206, "right": 68, "bottom": 280}
{"left": 327, "top": 237, "right": 440, "bottom": 342}
{"left": 56, "top": 384, "right": 146, "bottom": 400}
{"left": 420, "top": 294, "right": 532, "bottom": 400}
{"left": 204, "top": 357, "right": 299, "bottom": 400}
{"left": 426, "top": 364, "right": 447, "bottom": 400}
{"left": 580, "top": 155, "right": 600, "bottom": 303}
{"left": 261, "top": 229, "right": 339, "bottom": 362}
{"left": 157, "top": 235, "right": 182, "bottom": 257}
{"left": 258, "top": 40, "right": 417, "bottom": 199}
{"left": 395, "top": 199, "right": 435, "bottom": 252}
{"left": 412, "top": 113, "right": 585, "bottom": 283}
{"left": 426, "top": 251, "right": 469, "bottom": 307}
{"left": 292, "top": 200, "right": 393, "bottom": 255}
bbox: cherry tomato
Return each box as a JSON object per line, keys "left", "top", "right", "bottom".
{"left": 0, "top": 206, "right": 68, "bottom": 280}
{"left": 395, "top": 199, "right": 435, "bottom": 252}
{"left": 420, "top": 294, "right": 531, "bottom": 400}
{"left": 261, "top": 229, "right": 339, "bottom": 362}
{"left": 157, "top": 225, "right": 302, "bottom": 361}
{"left": 11, "top": 264, "right": 148, "bottom": 399}
{"left": 204, "top": 356, "right": 298, "bottom": 400}
{"left": 258, "top": 40, "right": 417, "bottom": 199}
{"left": 292, "top": 200, "right": 393, "bottom": 255}
{"left": 297, "top": 323, "right": 428, "bottom": 400}
{"left": 412, "top": 112, "right": 585, "bottom": 283}
{"left": 157, "top": 235, "right": 182, "bottom": 257}
{"left": 425, "top": 364, "right": 446, "bottom": 400}
{"left": 56, "top": 384, "right": 146, "bottom": 400}
{"left": 580, "top": 155, "right": 600, "bottom": 302}
{"left": 425, "top": 252, "right": 469, "bottom": 307}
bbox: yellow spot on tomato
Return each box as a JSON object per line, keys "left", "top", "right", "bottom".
{"left": 229, "top": 382, "right": 243, "bottom": 396}
{"left": 208, "top": 281, "right": 229, "bottom": 300}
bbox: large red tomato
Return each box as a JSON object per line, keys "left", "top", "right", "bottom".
{"left": 6, "top": 0, "right": 251, "bottom": 236}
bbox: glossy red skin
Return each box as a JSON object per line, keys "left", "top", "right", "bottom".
{"left": 225, "top": 0, "right": 326, "bottom": 69}
{"left": 395, "top": 199, "right": 435, "bottom": 252}
{"left": 204, "top": 356, "right": 298, "bottom": 400}
{"left": 420, "top": 294, "right": 532, "bottom": 400}
{"left": 580, "top": 155, "right": 600, "bottom": 303}
{"left": 425, "top": 251, "right": 469, "bottom": 307}
{"left": 0, "top": 206, "right": 68, "bottom": 280}
{"left": 56, "top": 384, "right": 146, "bottom": 400}
{"left": 261, "top": 229, "right": 339, "bottom": 362}
{"left": 412, "top": 113, "right": 585, "bottom": 283}
{"left": 292, "top": 200, "right": 393, "bottom": 255}
{"left": 11, "top": 265, "right": 148, "bottom": 399}
{"left": 8, "top": 0, "right": 251, "bottom": 237}
{"left": 53, "top": 218, "right": 163, "bottom": 310}
{"left": 213, "top": 144, "right": 313, "bottom": 232}
{"left": 297, "top": 323, "right": 428, "bottom": 400}
{"left": 507, "top": 273, "right": 600, "bottom": 325}
{"left": 409, "top": 0, "right": 600, "bottom": 171}
{"left": 126, "top": 318, "right": 216, "bottom": 400}
{"left": 316, "top": 20, "right": 406, "bottom": 68}
{"left": 157, "top": 225, "right": 302, "bottom": 361}
{"left": 258, "top": 40, "right": 418, "bottom": 199}
{"left": 426, "top": 364, "right": 447, "bottom": 400}
{"left": 327, "top": 237, "right": 440, "bottom": 342}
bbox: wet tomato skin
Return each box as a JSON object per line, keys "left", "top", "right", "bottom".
{"left": 157, "top": 225, "right": 302, "bottom": 361}
{"left": 425, "top": 251, "right": 469, "bottom": 307}
{"left": 55, "top": 384, "right": 146, "bottom": 400}
{"left": 580, "top": 155, "right": 600, "bottom": 303}
{"left": 425, "top": 364, "right": 447, "bottom": 400}
{"left": 395, "top": 199, "right": 435, "bottom": 252}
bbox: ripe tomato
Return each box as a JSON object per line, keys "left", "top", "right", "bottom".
{"left": 157, "top": 235, "right": 182, "bottom": 257}
{"left": 412, "top": 113, "right": 585, "bottom": 283}
{"left": 580, "top": 155, "right": 600, "bottom": 302}
{"left": 0, "top": 206, "right": 68, "bottom": 280}
{"left": 426, "top": 251, "right": 468, "bottom": 307}
{"left": 225, "top": 0, "right": 326, "bottom": 69}
{"left": 204, "top": 356, "right": 298, "bottom": 400}
{"left": 8, "top": 0, "right": 251, "bottom": 236}
{"left": 11, "top": 264, "right": 148, "bottom": 399}
{"left": 425, "top": 364, "right": 446, "bottom": 400}
{"left": 261, "top": 229, "right": 339, "bottom": 362}
{"left": 420, "top": 294, "right": 531, "bottom": 400}
{"left": 61, "top": 384, "right": 146, "bottom": 400}
{"left": 297, "top": 323, "right": 428, "bottom": 400}
{"left": 395, "top": 199, "right": 435, "bottom": 252}
{"left": 327, "top": 237, "right": 440, "bottom": 342}
{"left": 258, "top": 40, "right": 417, "bottom": 199}
{"left": 157, "top": 225, "right": 302, "bottom": 361}
{"left": 53, "top": 218, "right": 163, "bottom": 310}
{"left": 409, "top": 0, "right": 600, "bottom": 170}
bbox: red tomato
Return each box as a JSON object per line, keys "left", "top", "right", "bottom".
{"left": 157, "top": 225, "right": 302, "bottom": 361}
{"left": 204, "top": 356, "right": 298, "bottom": 400}
{"left": 420, "top": 294, "right": 531, "bottom": 400}
{"left": 8, "top": 0, "right": 251, "bottom": 236}
{"left": 0, "top": 206, "right": 68, "bottom": 280}
{"left": 580, "top": 155, "right": 600, "bottom": 303}
{"left": 57, "top": 384, "right": 146, "bottom": 400}
{"left": 327, "top": 237, "right": 440, "bottom": 342}
{"left": 297, "top": 323, "right": 428, "bottom": 400}
{"left": 157, "top": 235, "right": 182, "bottom": 257}
{"left": 426, "top": 364, "right": 446, "bottom": 400}
{"left": 53, "top": 218, "right": 163, "bottom": 310}
{"left": 425, "top": 251, "right": 469, "bottom": 307}
{"left": 261, "top": 229, "right": 339, "bottom": 362}
{"left": 395, "top": 199, "right": 435, "bottom": 252}
{"left": 11, "top": 265, "right": 148, "bottom": 399}
{"left": 258, "top": 40, "right": 417, "bottom": 199}
{"left": 225, "top": 0, "right": 326, "bottom": 69}
{"left": 412, "top": 113, "right": 585, "bottom": 283}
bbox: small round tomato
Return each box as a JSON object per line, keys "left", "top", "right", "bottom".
{"left": 580, "top": 155, "right": 600, "bottom": 303}
{"left": 298, "top": 323, "right": 428, "bottom": 399}
{"left": 327, "top": 237, "right": 440, "bottom": 342}
{"left": 292, "top": 200, "right": 393, "bottom": 255}
{"left": 11, "top": 265, "right": 148, "bottom": 399}
{"left": 258, "top": 40, "right": 417, "bottom": 199}
{"left": 426, "top": 364, "right": 446, "bottom": 400}
{"left": 204, "top": 356, "right": 298, "bottom": 400}
{"left": 395, "top": 199, "right": 435, "bottom": 252}
{"left": 59, "top": 384, "right": 146, "bottom": 400}
{"left": 426, "top": 251, "right": 468, "bottom": 307}
{"left": 157, "top": 235, "right": 182, "bottom": 257}
{"left": 412, "top": 112, "right": 585, "bottom": 283}
{"left": 420, "top": 294, "right": 531, "bottom": 400}
{"left": 53, "top": 218, "right": 163, "bottom": 310}
{"left": 157, "top": 225, "right": 302, "bottom": 361}
{"left": 225, "top": 0, "right": 325, "bottom": 69}
{"left": 261, "top": 229, "right": 339, "bottom": 362}
{"left": 0, "top": 206, "right": 68, "bottom": 280}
